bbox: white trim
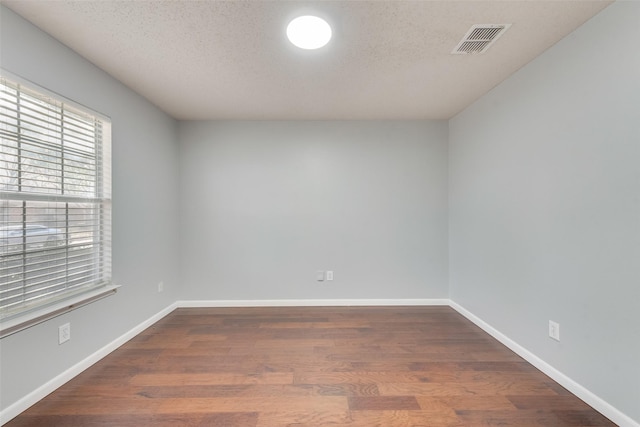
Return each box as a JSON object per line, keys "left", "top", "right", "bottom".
{"left": 0, "top": 68, "right": 111, "bottom": 121}
{"left": 0, "top": 302, "right": 178, "bottom": 426}
{"left": 0, "top": 285, "right": 120, "bottom": 339}
{"left": 450, "top": 301, "right": 639, "bottom": 427}
{"left": 177, "top": 298, "right": 450, "bottom": 308}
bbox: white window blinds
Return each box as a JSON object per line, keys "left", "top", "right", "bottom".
{"left": 0, "top": 74, "right": 112, "bottom": 321}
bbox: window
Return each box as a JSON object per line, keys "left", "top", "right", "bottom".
{"left": 0, "top": 73, "right": 112, "bottom": 329}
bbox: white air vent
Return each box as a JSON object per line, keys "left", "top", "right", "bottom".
{"left": 452, "top": 24, "right": 511, "bottom": 54}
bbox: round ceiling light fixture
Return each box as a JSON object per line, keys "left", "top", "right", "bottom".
{"left": 286, "top": 15, "right": 332, "bottom": 50}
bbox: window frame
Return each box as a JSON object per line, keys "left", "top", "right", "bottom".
{"left": 0, "top": 70, "right": 117, "bottom": 338}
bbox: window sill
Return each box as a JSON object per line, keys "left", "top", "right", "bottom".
{"left": 0, "top": 285, "right": 120, "bottom": 339}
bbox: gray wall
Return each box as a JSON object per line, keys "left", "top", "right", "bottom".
{"left": 178, "top": 121, "right": 449, "bottom": 301}
{"left": 0, "top": 7, "right": 180, "bottom": 412}
{"left": 449, "top": 1, "right": 640, "bottom": 422}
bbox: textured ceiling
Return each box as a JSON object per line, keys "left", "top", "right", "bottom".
{"left": 2, "top": 1, "right": 612, "bottom": 120}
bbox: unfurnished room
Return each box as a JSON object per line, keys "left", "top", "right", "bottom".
{"left": 0, "top": 1, "right": 638, "bottom": 426}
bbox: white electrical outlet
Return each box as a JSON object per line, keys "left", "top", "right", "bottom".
{"left": 316, "top": 271, "right": 325, "bottom": 281}
{"left": 326, "top": 271, "right": 334, "bottom": 281}
{"left": 158, "top": 281, "right": 164, "bottom": 293}
{"left": 58, "top": 323, "right": 71, "bottom": 344}
{"left": 549, "top": 320, "right": 560, "bottom": 341}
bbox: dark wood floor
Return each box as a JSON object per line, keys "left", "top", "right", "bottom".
{"left": 7, "top": 306, "right": 615, "bottom": 426}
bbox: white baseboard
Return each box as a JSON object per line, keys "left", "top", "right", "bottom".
{"left": 450, "top": 301, "right": 639, "bottom": 427}
{"left": 178, "top": 298, "right": 450, "bottom": 308}
{"left": 0, "top": 302, "right": 178, "bottom": 426}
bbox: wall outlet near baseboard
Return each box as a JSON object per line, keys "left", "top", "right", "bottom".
{"left": 158, "top": 281, "right": 164, "bottom": 293}
{"left": 316, "top": 271, "right": 325, "bottom": 281}
{"left": 326, "top": 271, "right": 334, "bottom": 281}
{"left": 549, "top": 320, "right": 560, "bottom": 341}
{"left": 59, "top": 323, "right": 71, "bottom": 344}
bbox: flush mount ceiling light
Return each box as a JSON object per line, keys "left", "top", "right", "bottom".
{"left": 286, "top": 15, "right": 332, "bottom": 50}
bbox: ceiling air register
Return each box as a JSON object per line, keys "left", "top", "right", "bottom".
{"left": 452, "top": 24, "right": 511, "bottom": 54}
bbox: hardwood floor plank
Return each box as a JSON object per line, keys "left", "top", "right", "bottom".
{"left": 507, "top": 394, "right": 598, "bottom": 410}
{"left": 253, "top": 339, "right": 336, "bottom": 348}
{"left": 156, "top": 396, "right": 349, "bottom": 413}
{"left": 417, "top": 395, "right": 518, "bottom": 411}
{"left": 4, "top": 413, "right": 257, "bottom": 427}
{"left": 346, "top": 410, "right": 464, "bottom": 427}
{"left": 134, "top": 383, "right": 379, "bottom": 399}
{"left": 348, "top": 396, "right": 421, "bottom": 411}
{"left": 553, "top": 410, "right": 619, "bottom": 426}
{"left": 129, "top": 372, "right": 294, "bottom": 386}
{"left": 455, "top": 409, "right": 613, "bottom": 426}
{"left": 255, "top": 410, "right": 352, "bottom": 426}
{"left": 18, "top": 396, "right": 163, "bottom": 416}
{"left": 258, "top": 321, "right": 372, "bottom": 329}
{"left": 377, "top": 380, "right": 559, "bottom": 396}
